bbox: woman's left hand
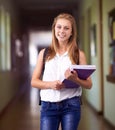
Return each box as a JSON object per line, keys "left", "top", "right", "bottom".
{"left": 64, "top": 68, "right": 78, "bottom": 81}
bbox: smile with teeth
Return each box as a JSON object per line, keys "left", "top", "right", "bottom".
{"left": 58, "top": 34, "right": 65, "bottom": 38}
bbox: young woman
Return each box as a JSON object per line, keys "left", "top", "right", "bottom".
{"left": 31, "top": 13, "right": 92, "bottom": 130}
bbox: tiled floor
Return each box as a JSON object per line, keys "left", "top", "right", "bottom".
{"left": 0, "top": 79, "right": 114, "bottom": 130}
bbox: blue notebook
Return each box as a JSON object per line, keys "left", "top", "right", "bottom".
{"left": 62, "top": 65, "right": 96, "bottom": 88}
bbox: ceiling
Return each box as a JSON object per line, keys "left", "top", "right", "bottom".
{"left": 12, "top": 0, "right": 82, "bottom": 30}
{"left": 13, "top": 0, "right": 81, "bottom": 11}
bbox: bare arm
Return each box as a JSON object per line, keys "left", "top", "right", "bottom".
{"left": 31, "top": 49, "right": 63, "bottom": 90}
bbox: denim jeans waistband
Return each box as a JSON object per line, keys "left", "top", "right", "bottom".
{"left": 41, "top": 96, "right": 81, "bottom": 105}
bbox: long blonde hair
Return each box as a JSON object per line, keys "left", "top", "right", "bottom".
{"left": 46, "top": 13, "right": 79, "bottom": 64}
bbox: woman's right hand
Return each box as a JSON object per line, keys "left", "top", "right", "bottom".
{"left": 49, "top": 80, "right": 63, "bottom": 90}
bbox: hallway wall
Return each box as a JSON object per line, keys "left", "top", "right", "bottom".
{"left": 102, "top": 0, "right": 115, "bottom": 126}
{"left": 80, "top": 0, "right": 102, "bottom": 112}
{"left": 0, "top": 72, "right": 20, "bottom": 112}
{"left": 80, "top": 0, "right": 115, "bottom": 127}
{"left": 0, "top": 0, "right": 115, "bottom": 127}
{"left": 0, "top": 0, "right": 28, "bottom": 113}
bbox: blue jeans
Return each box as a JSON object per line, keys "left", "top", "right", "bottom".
{"left": 40, "top": 96, "right": 81, "bottom": 130}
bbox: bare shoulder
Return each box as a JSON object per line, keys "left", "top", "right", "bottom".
{"left": 35, "top": 48, "right": 46, "bottom": 67}
{"left": 79, "top": 50, "right": 87, "bottom": 64}
{"left": 39, "top": 48, "right": 46, "bottom": 57}
{"left": 79, "top": 50, "right": 85, "bottom": 58}
{"left": 33, "top": 48, "right": 46, "bottom": 72}
{"left": 37, "top": 48, "right": 46, "bottom": 60}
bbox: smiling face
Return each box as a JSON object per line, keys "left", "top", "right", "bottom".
{"left": 54, "top": 18, "right": 72, "bottom": 44}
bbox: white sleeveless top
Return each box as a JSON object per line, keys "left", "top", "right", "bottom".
{"left": 40, "top": 52, "right": 82, "bottom": 102}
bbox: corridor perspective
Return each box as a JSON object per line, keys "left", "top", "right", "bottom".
{"left": 0, "top": 0, "right": 115, "bottom": 130}
{"left": 0, "top": 71, "right": 114, "bottom": 130}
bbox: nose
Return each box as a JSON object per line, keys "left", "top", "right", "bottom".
{"left": 60, "top": 27, "right": 65, "bottom": 33}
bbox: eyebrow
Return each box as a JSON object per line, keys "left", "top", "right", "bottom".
{"left": 56, "top": 24, "right": 71, "bottom": 28}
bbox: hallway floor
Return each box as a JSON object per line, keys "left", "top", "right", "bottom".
{"left": 0, "top": 77, "right": 114, "bottom": 130}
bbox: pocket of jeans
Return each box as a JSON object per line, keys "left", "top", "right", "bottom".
{"left": 67, "top": 98, "right": 81, "bottom": 110}
{"left": 41, "top": 101, "right": 50, "bottom": 112}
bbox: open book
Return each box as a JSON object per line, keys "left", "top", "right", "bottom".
{"left": 62, "top": 65, "right": 96, "bottom": 88}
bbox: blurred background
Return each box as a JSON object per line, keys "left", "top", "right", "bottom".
{"left": 0, "top": 0, "right": 115, "bottom": 130}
